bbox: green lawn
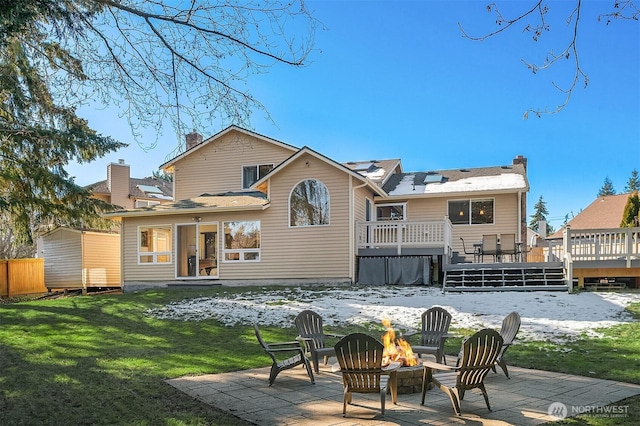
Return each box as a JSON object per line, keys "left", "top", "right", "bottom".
{"left": 0, "top": 287, "right": 638, "bottom": 425}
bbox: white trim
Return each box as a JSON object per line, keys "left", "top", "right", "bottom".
{"left": 448, "top": 197, "right": 495, "bottom": 226}
{"left": 375, "top": 202, "right": 407, "bottom": 221}
{"left": 137, "top": 225, "right": 172, "bottom": 265}
{"left": 221, "top": 220, "right": 261, "bottom": 263}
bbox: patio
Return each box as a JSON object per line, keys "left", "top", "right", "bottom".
{"left": 167, "top": 361, "right": 640, "bottom": 425}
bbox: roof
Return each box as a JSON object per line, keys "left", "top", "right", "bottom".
{"left": 103, "top": 191, "right": 269, "bottom": 218}
{"left": 341, "top": 159, "right": 401, "bottom": 187}
{"left": 548, "top": 193, "right": 632, "bottom": 239}
{"left": 252, "top": 146, "right": 387, "bottom": 197}
{"left": 160, "top": 125, "right": 299, "bottom": 171}
{"left": 87, "top": 176, "right": 173, "bottom": 200}
{"left": 382, "top": 163, "right": 528, "bottom": 197}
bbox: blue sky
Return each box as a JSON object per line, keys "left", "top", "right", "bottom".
{"left": 68, "top": 1, "right": 640, "bottom": 229}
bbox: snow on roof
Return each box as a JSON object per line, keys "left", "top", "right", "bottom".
{"left": 388, "top": 173, "right": 527, "bottom": 196}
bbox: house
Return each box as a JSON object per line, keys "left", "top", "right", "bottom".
{"left": 105, "top": 126, "right": 529, "bottom": 292}
{"left": 36, "top": 161, "right": 173, "bottom": 292}
{"left": 546, "top": 193, "right": 640, "bottom": 290}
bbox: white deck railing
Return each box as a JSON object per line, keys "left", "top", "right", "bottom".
{"left": 543, "top": 227, "right": 640, "bottom": 266}
{"left": 356, "top": 218, "right": 453, "bottom": 255}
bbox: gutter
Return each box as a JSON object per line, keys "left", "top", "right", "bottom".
{"left": 103, "top": 203, "right": 270, "bottom": 219}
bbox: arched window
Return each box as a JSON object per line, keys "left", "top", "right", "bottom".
{"left": 289, "top": 179, "right": 330, "bottom": 227}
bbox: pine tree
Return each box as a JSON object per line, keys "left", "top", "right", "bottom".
{"left": 624, "top": 169, "right": 640, "bottom": 193}
{"left": 597, "top": 176, "right": 616, "bottom": 196}
{"left": 529, "top": 195, "right": 554, "bottom": 235}
{"left": 620, "top": 192, "right": 640, "bottom": 227}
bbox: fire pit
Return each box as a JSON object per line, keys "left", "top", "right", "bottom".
{"left": 381, "top": 319, "right": 424, "bottom": 394}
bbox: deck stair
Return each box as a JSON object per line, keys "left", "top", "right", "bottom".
{"left": 443, "top": 262, "right": 567, "bottom": 291}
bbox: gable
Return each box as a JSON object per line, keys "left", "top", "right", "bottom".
{"left": 169, "top": 128, "right": 299, "bottom": 200}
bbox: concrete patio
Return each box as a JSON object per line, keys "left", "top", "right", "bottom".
{"left": 166, "top": 360, "right": 640, "bottom": 425}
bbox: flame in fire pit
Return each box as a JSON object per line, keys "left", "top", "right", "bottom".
{"left": 381, "top": 318, "right": 418, "bottom": 367}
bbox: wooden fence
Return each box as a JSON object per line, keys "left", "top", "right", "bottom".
{"left": 0, "top": 258, "right": 46, "bottom": 297}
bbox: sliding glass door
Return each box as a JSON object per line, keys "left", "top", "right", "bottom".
{"left": 176, "top": 222, "right": 218, "bottom": 279}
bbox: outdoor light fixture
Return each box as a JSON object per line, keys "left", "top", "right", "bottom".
{"left": 192, "top": 216, "right": 202, "bottom": 222}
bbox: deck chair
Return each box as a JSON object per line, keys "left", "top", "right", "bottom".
{"left": 499, "top": 233, "right": 517, "bottom": 262}
{"left": 421, "top": 328, "right": 503, "bottom": 416}
{"left": 460, "top": 237, "right": 481, "bottom": 263}
{"left": 253, "top": 324, "right": 315, "bottom": 386}
{"left": 294, "top": 310, "right": 344, "bottom": 373}
{"left": 334, "top": 333, "right": 391, "bottom": 417}
{"left": 403, "top": 307, "right": 452, "bottom": 364}
{"left": 481, "top": 234, "right": 499, "bottom": 262}
{"left": 494, "top": 311, "right": 521, "bottom": 378}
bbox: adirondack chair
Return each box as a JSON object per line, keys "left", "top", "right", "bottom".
{"left": 494, "top": 311, "right": 521, "bottom": 378}
{"left": 334, "top": 333, "right": 396, "bottom": 417}
{"left": 402, "top": 307, "right": 452, "bottom": 364}
{"left": 294, "top": 310, "right": 344, "bottom": 373}
{"left": 253, "top": 324, "right": 315, "bottom": 386}
{"left": 421, "top": 328, "right": 503, "bottom": 416}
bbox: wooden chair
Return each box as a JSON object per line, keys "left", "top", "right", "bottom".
{"left": 481, "top": 234, "right": 499, "bottom": 262}
{"left": 253, "top": 324, "right": 315, "bottom": 386}
{"left": 294, "top": 310, "right": 344, "bottom": 373}
{"left": 402, "top": 307, "right": 452, "bottom": 364}
{"left": 494, "top": 311, "right": 521, "bottom": 378}
{"left": 334, "top": 333, "right": 392, "bottom": 417}
{"left": 499, "top": 233, "right": 517, "bottom": 262}
{"left": 421, "top": 328, "right": 503, "bottom": 416}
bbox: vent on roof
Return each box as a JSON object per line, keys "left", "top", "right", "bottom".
{"left": 501, "top": 165, "right": 513, "bottom": 169}
{"left": 460, "top": 168, "right": 469, "bottom": 172}
{"left": 424, "top": 173, "right": 444, "bottom": 184}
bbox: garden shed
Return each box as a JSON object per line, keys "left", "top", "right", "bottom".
{"left": 37, "top": 228, "right": 121, "bottom": 292}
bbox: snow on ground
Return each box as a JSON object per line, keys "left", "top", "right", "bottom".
{"left": 146, "top": 287, "right": 640, "bottom": 343}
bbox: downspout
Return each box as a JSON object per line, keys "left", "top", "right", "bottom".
{"left": 350, "top": 179, "right": 370, "bottom": 284}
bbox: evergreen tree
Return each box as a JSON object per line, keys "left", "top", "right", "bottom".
{"left": 529, "top": 195, "right": 554, "bottom": 235}
{"left": 597, "top": 176, "right": 616, "bottom": 196}
{"left": 620, "top": 192, "right": 640, "bottom": 228}
{"left": 0, "top": 0, "right": 315, "bottom": 245}
{"left": 624, "top": 169, "right": 640, "bottom": 193}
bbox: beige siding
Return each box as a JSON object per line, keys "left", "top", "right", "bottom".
{"left": 172, "top": 130, "right": 296, "bottom": 200}
{"left": 42, "top": 229, "right": 83, "bottom": 288}
{"left": 256, "top": 153, "right": 352, "bottom": 279}
{"left": 405, "top": 193, "right": 520, "bottom": 260}
{"left": 122, "top": 153, "right": 356, "bottom": 284}
{"left": 82, "top": 233, "right": 121, "bottom": 287}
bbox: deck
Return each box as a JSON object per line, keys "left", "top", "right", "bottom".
{"left": 356, "top": 221, "right": 640, "bottom": 291}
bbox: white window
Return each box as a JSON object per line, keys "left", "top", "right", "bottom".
{"left": 242, "top": 164, "right": 274, "bottom": 189}
{"left": 449, "top": 199, "right": 494, "bottom": 225}
{"left": 289, "top": 179, "right": 330, "bottom": 227}
{"left": 376, "top": 203, "right": 406, "bottom": 220}
{"left": 223, "top": 221, "right": 260, "bottom": 262}
{"left": 138, "top": 226, "right": 172, "bottom": 264}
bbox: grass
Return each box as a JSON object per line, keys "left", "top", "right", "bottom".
{"left": 0, "top": 287, "right": 639, "bottom": 425}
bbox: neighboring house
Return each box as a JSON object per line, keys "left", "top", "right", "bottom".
{"left": 105, "top": 126, "right": 529, "bottom": 292}
{"left": 37, "top": 161, "right": 173, "bottom": 292}
{"left": 546, "top": 193, "right": 639, "bottom": 289}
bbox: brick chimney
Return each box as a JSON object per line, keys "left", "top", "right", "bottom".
{"left": 512, "top": 154, "right": 527, "bottom": 170}
{"left": 186, "top": 130, "right": 203, "bottom": 150}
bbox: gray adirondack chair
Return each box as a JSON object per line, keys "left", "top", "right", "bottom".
{"left": 422, "top": 328, "right": 503, "bottom": 416}
{"left": 254, "top": 324, "right": 315, "bottom": 386}
{"left": 403, "top": 307, "right": 452, "bottom": 364}
{"left": 294, "top": 310, "right": 344, "bottom": 373}
{"left": 494, "top": 311, "right": 521, "bottom": 378}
